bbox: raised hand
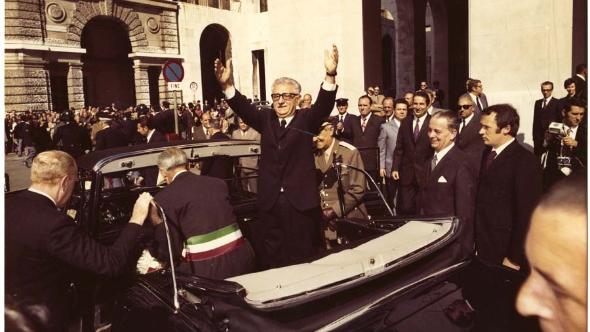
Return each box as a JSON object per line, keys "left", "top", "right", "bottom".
{"left": 214, "top": 58, "right": 233, "bottom": 90}
{"left": 324, "top": 44, "right": 339, "bottom": 75}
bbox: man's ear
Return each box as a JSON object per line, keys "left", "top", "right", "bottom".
{"left": 501, "top": 125, "right": 511, "bottom": 135}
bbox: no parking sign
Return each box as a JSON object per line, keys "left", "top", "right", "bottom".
{"left": 162, "top": 60, "right": 184, "bottom": 83}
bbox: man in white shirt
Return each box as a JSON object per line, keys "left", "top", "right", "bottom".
{"left": 467, "top": 79, "right": 488, "bottom": 114}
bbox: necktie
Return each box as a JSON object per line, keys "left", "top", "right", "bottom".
{"left": 431, "top": 154, "right": 438, "bottom": 171}
{"left": 460, "top": 118, "right": 466, "bottom": 133}
{"left": 280, "top": 119, "right": 287, "bottom": 133}
{"left": 542, "top": 99, "right": 546, "bottom": 109}
{"left": 484, "top": 150, "right": 497, "bottom": 173}
{"left": 413, "top": 117, "right": 420, "bottom": 141}
{"left": 477, "top": 97, "right": 483, "bottom": 111}
{"left": 340, "top": 115, "right": 344, "bottom": 122}
{"left": 361, "top": 117, "right": 367, "bottom": 132}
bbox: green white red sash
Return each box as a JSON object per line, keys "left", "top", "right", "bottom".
{"left": 182, "top": 223, "right": 244, "bottom": 261}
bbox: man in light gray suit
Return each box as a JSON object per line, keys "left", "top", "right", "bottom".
{"left": 378, "top": 98, "right": 409, "bottom": 208}
{"left": 231, "top": 117, "right": 261, "bottom": 193}
{"left": 467, "top": 78, "right": 488, "bottom": 114}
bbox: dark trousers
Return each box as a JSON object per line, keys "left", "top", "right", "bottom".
{"left": 384, "top": 176, "right": 399, "bottom": 209}
{"left": 397, "top": 182, "right": 417, "bottom": 215}
{"left": 255, "top": 194, "right": 321, "bottom": 269}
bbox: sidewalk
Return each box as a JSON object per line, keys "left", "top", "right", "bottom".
{"left": 5, "top": 153, "right": 31, "bottom": 192}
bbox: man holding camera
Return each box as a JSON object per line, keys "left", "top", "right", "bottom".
{"left": 543, "top": 99, "right": 586, "bottom": 190}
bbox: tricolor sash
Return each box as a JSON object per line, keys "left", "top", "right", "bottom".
{"left": 182, "top": 223, "right": 244, "bottom": 261}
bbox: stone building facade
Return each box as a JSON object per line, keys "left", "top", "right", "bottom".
{"left": 5, "top": 0, "right": 181, "bottom": 112}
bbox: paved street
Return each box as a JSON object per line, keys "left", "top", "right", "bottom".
{"left": 5, "top": 153, "right": 32, "bottom": 192}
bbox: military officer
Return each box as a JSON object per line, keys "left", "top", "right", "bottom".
{"left": 314, "top": 121, "right": 369, "bottom": 247}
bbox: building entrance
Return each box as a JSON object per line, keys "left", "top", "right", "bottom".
{"left": 81, "top": 17, "right": 135, "bottom": 108}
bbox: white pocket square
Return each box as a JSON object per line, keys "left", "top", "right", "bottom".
{"left": 437, "top": 176, "right": 447, "bottom": 183}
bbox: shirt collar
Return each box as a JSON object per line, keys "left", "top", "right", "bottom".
{"left": 463, "top": 112, "right": 475, "bottom": 126}
{"left": 493, "top": 137, "right": 515, "bottom": 156}
{"left": 28, "top": 187, "right": 57, "bottom": 207}
{"left": 279, "top": 114, "right": 295, "bottom": 126}
{"left": 147, "top": 129, "right": 155, "bottom": 142}
{"left": 577, "top": 73, "right": 586, "bottom": 81}
{"left": 324, "top": 139, "right": 337, "bottom": 159}
{"left": 427, "top": 106, "right": 434, "bottom": 116}
{"left": 434, "top": 142, "right": 455, "bottom": 162}
{"left": 393, "top": 118, "right": 401, "bottom": 127}
{"left": 171, "top": 170, "right": 188, "bottom": 182}
{"left": 361, "top": 112, "right": 372, "bottom": 121}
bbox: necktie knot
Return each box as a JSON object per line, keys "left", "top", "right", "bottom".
{"left": 280, "top": 119, "right": 287, "bottom": 128}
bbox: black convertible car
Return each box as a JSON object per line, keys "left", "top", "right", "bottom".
{"left": 57, "top": 139, "right": 539, "bottom": 331}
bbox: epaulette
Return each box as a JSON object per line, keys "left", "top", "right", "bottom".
{"left": 338, "top": 141, "right": 357, "bottom": 151}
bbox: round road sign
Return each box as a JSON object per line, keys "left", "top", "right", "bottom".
{"left": 162, "top": 60, "right": 184, "bottom": 83}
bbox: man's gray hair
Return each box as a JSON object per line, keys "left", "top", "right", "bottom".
{"left": 272, "top": 77, "right": 301, "bottom": 94}
{"left": 157, "top": 147, "right": 188, "bottom": 171}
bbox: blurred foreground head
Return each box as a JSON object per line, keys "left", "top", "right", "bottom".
{"left": 516, "top": 174, "right": 587, "bottom": 332}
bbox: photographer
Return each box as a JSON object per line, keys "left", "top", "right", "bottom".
{"left": 543, "top": 99, "right": 586, "bottom": 190}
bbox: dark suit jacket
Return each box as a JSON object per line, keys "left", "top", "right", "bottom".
{"left": 148, "top": 129, "right": 167, "bottom": 143}
{"left": 456, "top": 113, "right": 485, "bottom": 176}
{"left": 333, "top": 112, "right": 358, "bottom": 144}
{"left": 392, "top": 114, "right": 434, "bottom": 186}
{"left": 192, "top": 125, "right": 209, "bottom": 141}
{"left": 227, "top": 85, "right": 337, "bottom": 211}
{"left": 475, "top": 140, "right": 542, "bottom": 266}
{"left": 95, "top": 126, "right": 129, "bottom": 151}
{"left": 532, "top": 97, "right": 561, "bottom": 155}
{"left": 53, "top": 123, "right": 92, "bottom": 158}
{"left": 349, "top": 114, "right": 385, "bottom": 173}
{"left": 6, "top": 190, "right": 143, "bottom": 330}
{"left": 152, "top": 172, "right": 254, "bottom": 279}
{"left": 544, "top": 125, "right": 587, "bottom": 188}
{"left": 417, "top": 146, "right": 475, "bottom": 257}
{"left": 573, "top": 75, "right": 587, "bottom": 101}
{"left": 201, "top": 132, "right": 234, "bottom": 180}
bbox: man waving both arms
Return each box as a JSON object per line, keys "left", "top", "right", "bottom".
{"left": 214, "top": 45, "right": 339, "bottom": 268}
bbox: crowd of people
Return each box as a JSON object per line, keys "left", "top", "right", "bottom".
{"left": 4, "top": 43, "right": 587, "bottom": 331}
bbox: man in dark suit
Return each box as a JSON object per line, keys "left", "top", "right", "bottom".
{"left": 137, "top": 115, "right": 167, "bottom": 144}
{"left": 560, "top": 78, "right": 578, "bottom": 109}
{"left": 214, "top": 45, "right": 339, "bottom": 268}
{"left": 456, "top": 94, "right": 486, "bottom": 177}
{"left": 532, "top": 81, "right": 562, "bottom": 157}
{"left": 476, "top": 104, "right": 543, "bottom": 270}
{"left": 543, "top": 99, "right": 586, "bottom": 190}
{"left": 467, "top": 78, "right": 489, "bottom": 114}
{"left": 378, "top": 98, "right": 408, "bottom": 207}
{"left": 150, "top": 148, "right": 255, "bottom": 279}
{"left": 573, "top": 63, "right": 587, "bottom": 102}
{"left": 6, "top": 150, "right": 152, "bottom": 331}
{"left": 94, "top": 112, "right": 129, "bottom": 151}
{"left": 52, "top": 111, "right": 92, "bottom": 158}
{"left": 332, "top": 98, "right": 357, "bottom": 144}
{"left": 392, "top": 91, "right": 434, "bottom": 215}
{"left": 200, "top": 117, "right": 234, "bottom": 180}
{"left": 192, "top": 111, "right": 211, "bottom": 141}
{"left": 349, "top": 95, "right": 385, "bottom": 182}
{"left": 417, "top": 110, "right": 476, "bottom": 257}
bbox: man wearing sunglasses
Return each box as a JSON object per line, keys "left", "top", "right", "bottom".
{"left": 214, "top": 45, "right": 338, "bottom": 268}
{"left": 456, "top": 94, "right": 485, "bottom": 178}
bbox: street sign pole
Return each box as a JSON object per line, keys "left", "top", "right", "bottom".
{"left": 173, "top": 90, "right": 179, "bottom": 135}
{"left": 162, "top": 60, "right": 185, "bottom": 138}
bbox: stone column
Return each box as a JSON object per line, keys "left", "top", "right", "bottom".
{"left": 4, "top": 51, "right": 50, "bottom": 112}
{"left": 133, "top": 61, "right": 150, "bottom": 106}
{"left": 67, "top": 62, "right": 85, "bottom": 109}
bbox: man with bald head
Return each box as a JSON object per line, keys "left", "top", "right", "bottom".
{"left": 215, "top": 45, "right": 339, "bottom": 268}
{"left": 517, "top": 174, "right": 587, "bottom": 332}
{"left": 6, "top": 151, "right": 152, "bottom": 330}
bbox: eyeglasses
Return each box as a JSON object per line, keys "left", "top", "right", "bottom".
{"left": 458, "top": 104, "right": 472, "bottom": 110}
{"left": 541, "top": 89, "right": 553, "bottom": 92}
{"left": 271, "top": 93, "right": 299, "bottom": 101}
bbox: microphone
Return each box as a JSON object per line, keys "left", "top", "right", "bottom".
{"left": 150, "top": 199, "right": 180, "bottom": 312}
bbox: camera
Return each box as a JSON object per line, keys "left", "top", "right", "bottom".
{"left": 548, "top": 122, "right": 567, "bottom": 136}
